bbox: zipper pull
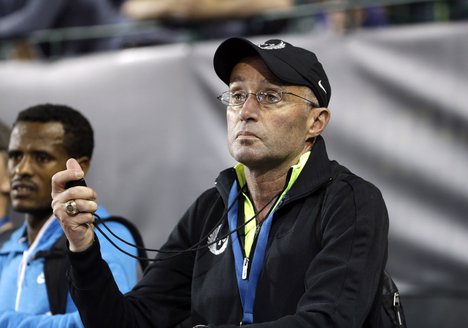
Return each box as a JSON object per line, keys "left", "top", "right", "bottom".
{"left": 393, "top": 292, "right": 403, "bottom": 326}
{"left": 242, "top": 257, "right": 250, "bottom": 280}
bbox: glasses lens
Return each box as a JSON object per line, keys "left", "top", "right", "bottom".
{"left": 259, "top": 91, "right": 282, "bottom": 104}
{"left": 230, "top": 91, "right": 247, "bottom": 106}
{"left": 218, "top": 92, "right": 231, "bottom": 105}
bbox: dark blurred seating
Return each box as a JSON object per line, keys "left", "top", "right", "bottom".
{"left": 0, "top": 0, "right": 128, "bottom": 59}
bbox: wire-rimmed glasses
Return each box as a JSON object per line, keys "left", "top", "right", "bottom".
{"left": 217, "top": 90, "right": 318, "bottom": 108}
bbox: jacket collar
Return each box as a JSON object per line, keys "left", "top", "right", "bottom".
{"left": 0, "top": 217, "right": 63, "bottom": 254}
{"left": 284, "top": 135, "right": 333, "bottom": 202}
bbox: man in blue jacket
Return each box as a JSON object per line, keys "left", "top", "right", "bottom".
{"left": 52, "top": 38, "right": 389, "bottom": 327}
{"left": 0, "top": 104, "right": 139, "bottom": 327}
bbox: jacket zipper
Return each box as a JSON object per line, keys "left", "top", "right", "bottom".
{"left": 242, "top": 224, "right": 261, "bottom": 280}
{"left": 393, "top": 291, "right": 403, "bottom": 326}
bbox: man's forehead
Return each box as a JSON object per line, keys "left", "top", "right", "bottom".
{"left": 229, "top": 63, "right": 315, "bottom": 96}
{"left": 230, "top": 56, "right": 283, "bottom": 85}
{"left": 10, "top": 122, "right": 65, "bottom": 148}
{"left": 12, "top": 121, "right": 64, "bottom": 135}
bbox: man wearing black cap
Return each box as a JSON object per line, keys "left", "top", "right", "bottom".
{"left": 51, "top": 37, "right": 389, "bottom": 328}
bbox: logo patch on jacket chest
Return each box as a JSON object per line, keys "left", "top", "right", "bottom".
{"left": 36, "top": 272, "right": 45, "bottom": 284}
{"left": 207, "top": 224, "right": 228, "bottom": 255}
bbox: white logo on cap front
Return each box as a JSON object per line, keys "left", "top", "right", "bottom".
{"left": 257, "top": 40, "right": 286, "bottom": 50}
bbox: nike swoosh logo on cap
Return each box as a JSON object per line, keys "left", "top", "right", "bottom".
{"left": 318, "top": 80, "right": 327, "bottom": 94}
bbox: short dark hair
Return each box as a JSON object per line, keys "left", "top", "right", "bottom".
{"left": 13, "top": 104, "right": 94, "bottom": 159}
{"left": 0, "top": 119, "right": 10, "bottom": 152}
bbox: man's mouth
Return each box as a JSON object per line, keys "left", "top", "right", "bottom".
{"left": 236, "top": 131, "right": 258, "bottom": 139}
{"left": 11, "top": 181, "right": 37, "bottom": 198}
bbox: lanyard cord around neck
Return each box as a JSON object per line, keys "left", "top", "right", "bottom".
{"left": 227, "top": 180, "right": 281, "bottom": 325}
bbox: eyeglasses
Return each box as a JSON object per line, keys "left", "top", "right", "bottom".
{"left": 217, "top": 90, "right": 318, "bottom": 108}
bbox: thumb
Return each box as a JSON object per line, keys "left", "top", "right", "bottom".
{"left": 66, "top": 158, "right": 84, "bottom": 178}
{"left": 51, "top": 158, "right": 85, "bottom": 195}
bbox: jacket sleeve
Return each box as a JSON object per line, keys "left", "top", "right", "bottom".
{"left": 211, "top": 177, "right": 389, "bottom": 328}
{"left": 298, "top": 177, "right": 389, "bottom": 327}
{"left": 96, "top": 221, "right": 139, "bottom": 293}
{"left": 67, "top": 193, "right": 207, "bottom": 328}
{"left": 0, "top": 310, "right": 84, "bottom": 328}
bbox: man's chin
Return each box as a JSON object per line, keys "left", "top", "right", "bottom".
{"left": 12, "top": 202, "right": 51, "bottom": 216}
{"left": 233, "top": 154, "right": 260, "bottom": 166}
{"left": 231, "top": 145, "right": 263, "bottom": 161}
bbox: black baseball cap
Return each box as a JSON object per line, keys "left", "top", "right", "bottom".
{"left": 213, "top": 37, "right": 331, "bottom": 108}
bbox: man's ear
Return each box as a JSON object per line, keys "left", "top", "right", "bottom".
{"left": 0, "top": 153, "right": 9, "bottom": 194}
{"left": 0, "top": 171, "right": 9, "bottom": 194}
{"left": 307, "top": 107, "right": 330, "bottom": 138}
{"left": 75, "top": 156, "right": 91, "bottom": 175}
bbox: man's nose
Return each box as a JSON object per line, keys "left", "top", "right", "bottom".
{"left": 238, "top": 94, "right": 261, "bottom": 121}
{"left": 14, "top": 156, "right": 33, "bottom": 176}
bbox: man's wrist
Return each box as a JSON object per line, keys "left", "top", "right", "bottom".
{"left": 68, "top": 237, "right": 106, "bottom": 288}
{"left": 68, "top": 231, "right": 95, "bottom": 252}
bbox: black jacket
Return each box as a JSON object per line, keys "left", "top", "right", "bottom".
{"left": 68, "top": 136, "right": 389, "bottom": 328}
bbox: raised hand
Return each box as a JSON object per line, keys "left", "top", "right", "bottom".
{"left": 51, "top": 158, "right": 97, "bottom": 252}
